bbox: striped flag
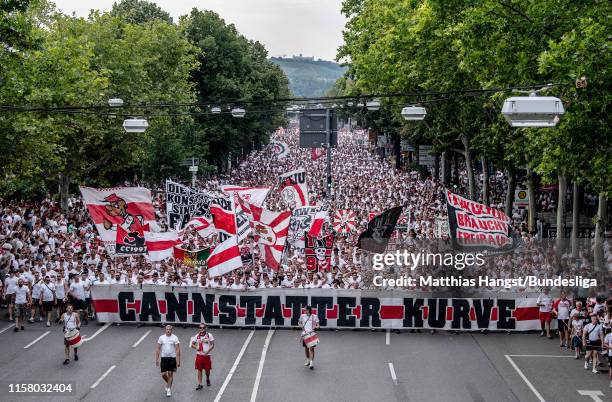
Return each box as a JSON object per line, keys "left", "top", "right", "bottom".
{"left": 144, "top": 231, "right": 181, "bottom": 261}
{"left": 182, "top": 216, "right": 215, "bottom": 238}
{"left": 207, "top": 235, "right": 243, "bottom": 277}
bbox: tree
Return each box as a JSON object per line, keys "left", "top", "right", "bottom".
{"left": 110, "top": 0, "right": 172, "bottom": 24}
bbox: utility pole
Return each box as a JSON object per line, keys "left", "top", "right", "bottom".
{"left": 325, "top": 108, "right": 332, "bottom": 197}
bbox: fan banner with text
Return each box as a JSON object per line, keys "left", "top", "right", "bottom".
{"left": 91, "top": 286, "right": 551, "bottom": 331}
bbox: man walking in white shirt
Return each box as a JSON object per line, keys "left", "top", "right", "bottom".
{"left": 190, "top": 324, "right": 214, "bottom": 389}
{"left": 156, "top": 325, "right": 181, "bottom": 397}
{"left": 298, "top": 305, "right": 320, "bottom": 369}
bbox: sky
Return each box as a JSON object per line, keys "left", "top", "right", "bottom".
{"left": 52, "top": 0, "right": 347, "bottom": 61}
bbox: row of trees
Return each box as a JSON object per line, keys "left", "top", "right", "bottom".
{"left": 336, "top": 0, "right": 610, "bottom": 268}
{"left": 0, "top": 0, "right": 289, "bottom": 205}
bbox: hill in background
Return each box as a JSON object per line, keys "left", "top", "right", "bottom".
{"left": 270, "top": 56, "right": 347, "bottom": 98}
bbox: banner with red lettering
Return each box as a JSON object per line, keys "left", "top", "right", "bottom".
{"left": 445, "top": 189, "right": 520, "bottom": 252}
{"left": 91, "top": 286, "right": 550, "bottom": 331}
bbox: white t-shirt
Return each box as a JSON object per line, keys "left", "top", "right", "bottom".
{"left": 63, "top": 312, "right": 78, "bottom": 331}
{"left": 41, "top": 282, "right": 56, "bottom": 302}
{"left": 14, "top": 286, "right": 29, "bottom": 304}
{"left": 571, "top": 319, "right": 584, "bottom": 337}
{"left": 298, "top": 313, "right": 320, "bottom": 336}
{"left": 604, "top": 332, "right": 612, "bottom": 356}
{"left": 554, "top": 298, "right": 571, "bottom": 319}
{"left": 536, "top": 294, "right": 552, "bottom": 313}
{"left": 4, "top": 276, "right": 18, "bottom": 295}
{"left": 69, "top": 281, "right": 85, "bottom": 300}
{"left": 191, "top": 332, "right": 215, "bottom": 355}
{"left": 158, "top": 334, "right": 180, "bottom": 358}
{"left": 583, "top": 322, "right": 603, "bottom": 342}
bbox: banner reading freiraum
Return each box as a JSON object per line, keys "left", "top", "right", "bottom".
{"left": 92, "top": 286, "right": 551, "bottom": 331}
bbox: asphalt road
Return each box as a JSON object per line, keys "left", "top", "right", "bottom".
{"left": 0, "top": 320, "right": 610, "bottom": 402}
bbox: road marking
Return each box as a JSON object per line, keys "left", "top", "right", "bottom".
{"left": 508, "top": 354, "right": 574, "bottom": 358}
{"left": 388, "top": 362, "right": 397, "bottom": 384}
{"left": 90, "top": 365, "right": 116, "bottom": 389}
{"left": 504, "top": 355, "right": 545, "bottom": 402}
{"left": 83, "top": 323, "right": 110, "bottom": 342}
{"left": 250, "top": 329, "right": 274, "bottom": 402}
{"left": 577, "top": 390, "right": 605, "bottom": 402}
{"left": 24, "top": 331, "right": 51, "bottom": 349}
{"left": 213, "top": 330, "right": 255, "bottom": 402}
{"left": 386, "top": 329, "right": 390, "bottom": 345}
{"left": 132, "top": 330, "right": 151, "bottom": 348}
{"left": 0, "top": 324, "right": 15, "bottom": 334}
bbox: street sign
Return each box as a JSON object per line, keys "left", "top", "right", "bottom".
{"left": 299, "top": 109, "right": 338, "bottom": 148}
{"left": 188, "top": 166, "right": 198, "bottom": 173}
{"left": 181, "top": 157, "right": 199, "bottom": 167}
{"left": 418, "top": 145, "right": 435, "bottom": 167}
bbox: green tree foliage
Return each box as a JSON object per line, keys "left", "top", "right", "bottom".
{"left": 110, "top": 0, "right": 172, "bottom": 24}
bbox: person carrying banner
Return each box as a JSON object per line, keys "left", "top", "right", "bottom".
{"left": 190, "top": 324, "right": 214, "bottom": 389}
{"left": 156, "top": 325, "right": 181, "bottom": 397}
{"left": 298, "top": 305, "right": 320, "bottom": 369}
{"left": 61, "top": 303, "right": 80, "bottom": 365}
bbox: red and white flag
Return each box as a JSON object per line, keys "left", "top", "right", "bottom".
{"left": 80, "top": 186, "right": 155, "bottom": 256}
{"left": 145, "top": 231, "right": 181, "bottom": 261}
{"left": 239, "top": 196, "right": 291, "bottom": 271}
{"left": 333, "top": 210, "right": 357, "bottom": 233}
{"left": 220, "top": 185, "right": 270, "bottom": 207}
{"left": 207, "top": 235, "right": 243, "bottom": 277}
{"left": 182, "top": 216, "right": 215, "bottom": 238}
{"left": 278, "top": 169, "right": 309, "bottom": 209}
{"left": 287, "top": 206, "right": 328, "bottom": 248}
{"left": 209, "top": 198, "right": 237, "bottom": 239}
{"left": 311, "top": 148, "right": 325, "bottom": 161}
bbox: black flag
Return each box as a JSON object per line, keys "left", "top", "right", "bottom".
{"left": 357, "top": 206, "right": 403, "bottom": 253}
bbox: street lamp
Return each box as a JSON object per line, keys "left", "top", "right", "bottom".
{"left": 122, "top": 118, "right": 148, "bottom": 133}
{"left": 401, "top": 106, "right": 427, "bottom": 121}
{"left": 231, "top": 108, "right": 246, "bottom": 118}
{"left": 366, "top": 99, "right": 380, "bottom": 111}
{"left": 211, "top": 106, "right": 221, "bottom": 114}
{"left": 501, "top": 93, "right": 565, "bottom": 127}
{"left": 108, "top": 98, "right": 124, "bottom": 107}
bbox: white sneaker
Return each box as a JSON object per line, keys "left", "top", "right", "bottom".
{"left": 592, "top": 368, "right": 598, "bottom": 374}
{"left": 304, "top": 360, "right": 310, "bottom": 366}
{"left": 584, "top": 361, "right": 589, "bottom": 369}
{"left": 309, "top": 361, "right": 314, "bottom": 369}
{"left": 166, "top": 388, "right": 171, "bottom": 397}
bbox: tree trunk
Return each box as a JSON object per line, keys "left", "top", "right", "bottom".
{"left": 434, "top": 153, "right": 440, "bottom": 181}
{"left": 594, "top": 192, "right": 607, "bottom": 272}
{"left": 504, "top": 166, "right": 516, "bottom": 218}
{"left": 393, "top": 135, "right": 401, "bottom": 170}
{"left": 571, "top": 182, "right": 580, "bottom": 258}
{"left": 481, "top": 156, "right": 489, "bottom": 205}
{"left": 59, "top": 173, "right": 71, "bottom": 212}
{"left": 526, "top": 166, "right": 536, "bottom": 234}
{"left": 441, "top": 151, "right": 450, "bottom": 187}
{"left": 555, "top": 173, "right": 568, "bottom": 257}
{"left": 461, "top": 135, "right": 476, "bottom": 200}
{"left": 453, "top": 152, "right": 459, "bottom": 185}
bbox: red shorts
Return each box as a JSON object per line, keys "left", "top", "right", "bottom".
{"left": 195, "top": 355, "right": 212, "bottom": 372}
{"left": 539, "top": 312, "right": 552, "bottom": 323}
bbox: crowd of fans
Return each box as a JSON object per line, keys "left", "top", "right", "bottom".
{"left": 1, "top": 123, "right": 610, "bottom": 327}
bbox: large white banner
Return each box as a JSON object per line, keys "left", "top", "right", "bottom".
{"left": 92, "top": 286, "right": 548, "bottom": 331}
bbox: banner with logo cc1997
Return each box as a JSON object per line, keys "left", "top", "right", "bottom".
{"left": 91, "top": 286, "right": 551, "bottom": 331}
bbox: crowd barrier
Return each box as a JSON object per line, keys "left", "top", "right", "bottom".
{"left": 91, "top": 286, "right": 554, "bottom": 331}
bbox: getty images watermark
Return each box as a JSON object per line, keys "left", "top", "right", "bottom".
{"left": 370, "top": 250, "right": 598, "bottom": 289}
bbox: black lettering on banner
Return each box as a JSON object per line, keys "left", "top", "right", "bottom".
{"left": 310, "top": 296, "right": 333, "bottom": 327}
{"left": 165, "top": 292, "right": 188, "bottom": 323}
{"left": 219, "top": 295, "right": 237, "bottom": 325}
{"left": 360, "top": 297, "right": 381, "bottom": 327}
{"left": 473, "top": 299, "right": 493, "bottom": 329}
{"left": 262, "top": 296, "right": 284, "bottom": 326}
{"left": 337, "top": 297, "right": 356, "bottom": 327}
{"left": 140, "top": 292, "right": 161, "bottom": 322}
{"left": 403, "top": 298, "right": 424, "bottom": 328}
{"left": 192, "top": 293, "right": 214, "bottom": 324}
{"left": 497, "top": 299, "right": 516, "bottom": 330}
{"left": 451, "top": 299, "right": 470, "bottom": 329}
{"left": 427, "top": 299, "right": 447, "bottom": 328}
{"left": 118, "top": 291, "right": 136, "bottom": 321}
{"left": 285, "top": 296, "right": 308, "bottom": 326}
{"left": 240, "top": 296, "right": 262, "bottom": 325}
